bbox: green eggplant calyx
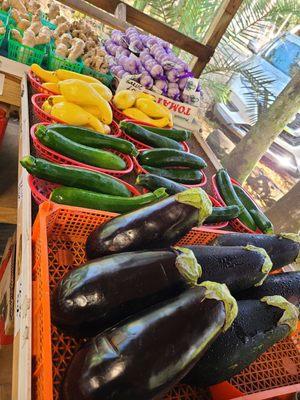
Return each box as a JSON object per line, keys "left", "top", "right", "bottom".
{"left": 20, "top": 155, "right": 36, "bottom": 170}
{"left": 175, "top": 188, "right": 212, "bottom": 226}
{"left": 244, "top": 245, "right": 273, "bottom": 286}
{"left": 199, "top": 281, "right": 238, "bottom": 332}
{"left": 153, "top": 187, "right": 168, "bottom": 200}
{"left": 261, "top": 295, "right": 299, "bottom": 335}
{"left": 173, "top": 247, "right": 202, "bottom": 286}
{"left": 280, "top": 233, "right": 300, "bottom": 264}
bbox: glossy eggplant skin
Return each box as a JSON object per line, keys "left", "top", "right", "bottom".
{"left": 185, "top": 245, "right": 270, "bottom": 292}
{"left": 212, "top": 233, "right": 300, "bottom": 271}
{"left": 237, "top": 272, "right": 300, "bottom": 305}
{"left": 185, "top": 299, "right": 289, "bottom": 387}
{"left": 51, "top": 250, "right": 191, "bottom": 337}
{"left": 86, "top": 192, "right": 207, "bottom": 260}
{"left": 63, "top": 288, "right": 226, "bottom": 400}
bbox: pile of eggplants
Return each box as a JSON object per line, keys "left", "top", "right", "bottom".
{"left": 51, "top": 190, "right": 300, "bottom": 399}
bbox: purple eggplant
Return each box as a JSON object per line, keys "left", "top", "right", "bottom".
{"left": 236, "top": 271, "right": 300, "bottom": 305}
{"left": 212, "top": 232, "right": 300, "bottom": 271}
{"left": 63, "top": 282, "right": 237, "bottom": 400}
{"left": 183, "top": 245, "right": 273, "bottom": 292}
{"left": 51, "top": 248, "right": 201, "bottom": 337}
{"left": 86, "top": 188, "right": 212, "bottom": 260}
{"left": 185, "top": 296, "right": 299, "bottom": 387}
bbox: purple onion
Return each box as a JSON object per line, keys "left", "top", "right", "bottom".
{"left": 139, "top": 72, "right": 154, "bottom": 88}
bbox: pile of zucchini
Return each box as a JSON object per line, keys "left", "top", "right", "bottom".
{"left": 35, "top": 124, "right": 139, "bottom": 171}
{"left": 120, "top": 120, "right": 192, "bottom": 149}
{"left": 21, "top": 156, "right": 168, "bottom": 213}
{"left": 215, "top": 169, "right": 274, "bottom": 233}
{"left": 49, "top": 190, "right": 300, "bottom": 400}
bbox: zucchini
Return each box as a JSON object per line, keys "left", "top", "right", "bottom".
{"left": 212, "top": 232, "right": 300, "bottom": 271}
{"left": 52, "top": 248, "right": 202, "bottom": 337}
{"left": 120, "top": 120, "right": 182, "bottom": 150}
{"left": 50, "top": 187, "right": 167, "bottom": 213}
{"left": 142, "top": 125, "right": 192, "bottom": 142}
{"left": 86, "top": 188, "right": 212, "bottom": 259}
{"left": 63, "top": 283, "right": 237, "bottom": 400}
{"left": 233, "top": 184, "right": 274, "bottom": 233}
{"left": 35, "top": 128, "right": 126, "bottom": 170}
{"left": 182, "top": 245, "right": 272, "bottom": 292}
{"left": 216, "top": 169, "right": 256, "bottom": 230}
{"left": 205, "top": 205, "right": 241, "bottom": 224}
{"left": 136, "top": 174, "right": 240, "bottom": 224}
{"left": 186, "top": 296, "right": 299, "bottom": 387}
{"left": 139, "top": 149, "right": 207, "bottom": 169}
{"left": 237, "top": 272, "right": 300, "bottom": 306}
{"left": 21, "top": 155, "right": 132, "bottom": 197}
{"left": 250, "top": 209, "right": 274, "bottom": 234}
{"left": 37, "top": 124, "right": 139, "bottom": 157}
{"left": 144, "top": 166, "right": 203, "bottom": 184}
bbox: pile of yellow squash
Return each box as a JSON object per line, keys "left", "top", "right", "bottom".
{"left": 31, "top": 64, "right": 113, "bottom": 134}
{"left": 113, "top": 90, "right": 173, "bottom": 128}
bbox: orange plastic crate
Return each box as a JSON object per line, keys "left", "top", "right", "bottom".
{"left": 32, "top": 202, "right": 300, "bottom": 400}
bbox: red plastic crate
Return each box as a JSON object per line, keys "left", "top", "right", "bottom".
{"left": 0, "top": 115, "right": 8, "bottom": 148}
{"left": 31, "top": 202, "right": 300, "bottom": 400}
{"left": 30, "top": 123, "right": 132, "bottom": 177}
{"left": 28, "top": 70, "right": 56, "bottom": 95}
{"left": 119, "top": 118, "right": 190, "bottom": 152}
{"left": 211, "top": 174, "right": 262, "bottom": 234}
{"left": 133, "top": 148, "right": 208, "bottom": 188}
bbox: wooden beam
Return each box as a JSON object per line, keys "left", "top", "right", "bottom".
{"left": 84, "top": 0, "right": 213, "bottom": 61}
{"left": 192, "top": 0, "right": 242, "bottom": 76}
{"left": 57, "top": 0, "right": 130, "bottom": 31}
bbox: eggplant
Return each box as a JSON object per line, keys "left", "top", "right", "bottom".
{"left": 237, "top": 271, "right": 300, "bottom": 306}
{"left": 185, "top": 296, "right": 299, "bottom": 387}
{"left": 51, "top": 249, "right": 201, "bottom": 337}
{"left": 182, "top": 245, "right": 272, "bottom": 292}
{"left": 63, "top": 282, "right": 237, "bottom": 400}
{"left": 86, "top": 188, "right": 212, "bottom": 260}
{"left": 212, "top": 232, "right": 300, "bottom": 271}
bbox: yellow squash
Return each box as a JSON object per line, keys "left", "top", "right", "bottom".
{"left": 123, "top": 108, "right": 170, "bottom": 127}
{"left": 113, "top": 90, "right": 136, "bottom": 110}
{"left": 56, "top": 69, "right": 99, "bottom": 84}
{"left": 90, "top": 82, "right": 112, "bottom": 102}
{"left": 51, "top": 102, "right": 105, "bottom": 133}
{"left": 42, "top": 82, "right": 61, "bottom": 94}
{"left": 41, "top": 100, "right": 52, "bottom": 113}
{"left": 135, "top": 98, "right": 170, "bottom": 118}
{"left": 48, "top": 95, "right": 65, "bottom": 106}
{"left": 31, "top": 64, "right": 59, "bottom": 83}
{"left": 135, "top": 92, "right": 156, "bottom": 101}
{"left": 58, "top": 79, "right": 113, "bottom": 125}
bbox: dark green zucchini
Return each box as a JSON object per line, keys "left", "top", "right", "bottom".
{"left": 142, "top": 125, "right": 192, "bottom": 142}
{"left": 236, "top": 271, "right": 300, "bottom": 305}
{"left": 120, "top": 120, "right": 182, "bottom": 150}
{"left": 250, "top": 209, "right": 274, "bottom": 234}
{"left": 50, "top": 187, "right": 167, "bottom": 213}
{"left": 216, "top": 169, "right": 256, "bottom": 230}
{"left": 185, "top": 296, "right": 299, "bottom": 387}
{"left": 139, "top": 149, "right": 207, "bottom": 169}
{"left": 37, "top": 124, "right": 139, "bottom": 157}
{"left": 211, "top": 232, "right": 300, "bottom": 271}
{"left": 51, "top": 248, "right": 202, "bottom": 337}
{"left": 144, "top": 166, "right": 203, "bottom": 184}
{"left": 205, "top": 205, "right": 241, "bottom": 224}
{"left": 136, "top": 173, "right": 186, "bottom": 194}
{"left": 21, "top": 155, "right": 132, "bottom": 197}
{"left": 63, "top": 283, "right": 237, "bottom": 400}
{"left": 182, "top": 245, "right": 272, "bottom": 292}
{"left": 35, "top": 128, "right": 126, "bottom": 170}
{"left": 233, "top": 184, "right": 274, "bottom": 233}
{"left": 86, "top": 188, "right": 212, "bottom": 259}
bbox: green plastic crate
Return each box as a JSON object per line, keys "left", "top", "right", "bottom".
{"left": 82, "top": 65, "right": 115, "bottom": 88}
{"left": 41, "top": 13, "right": 57, "bottom": 30}
{"left": 7, "top": 30, "right": 46, "bottom": 66}
{"left": 47, "top": 44, "right": 83, "bottom": 72}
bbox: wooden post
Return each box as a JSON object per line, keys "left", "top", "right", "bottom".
{"left": 114, "top": 3, "right": 127, "bottom": 21}
{"left": 192, "top": 0, "right": 243, "bottom": 76}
